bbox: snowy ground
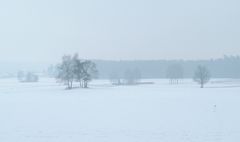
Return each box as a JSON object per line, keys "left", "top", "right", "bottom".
{"left": 0, "top": 78, "right": 240, "bottom": 142}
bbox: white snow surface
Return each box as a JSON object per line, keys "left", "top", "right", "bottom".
{"left": 0, "top": 78, "right": 240, "bottom": 142}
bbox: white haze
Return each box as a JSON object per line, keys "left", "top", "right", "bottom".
{"left": 0, "top": 0, "right": 240, "bottom": 63}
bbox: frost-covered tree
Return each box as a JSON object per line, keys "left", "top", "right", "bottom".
{"left": 193, "top": 65, "right": 211, "bottom": 88}
{"left": 57, "top": 55, "right": 75, "bottom": 89}
{"left": 72, "top": 54, "right": 84, "bottom": 87}
{"left": 166, "top": 64, "right": 184, "bottom": 84}
{"left": 82, "top": 60, "right": 98, "bottom": 88}
{"left": 56, "top": 54, "right": 98, "bottom": 89}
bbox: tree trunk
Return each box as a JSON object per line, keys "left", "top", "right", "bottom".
{"left": 67, "top": 81, "right": 73, "bottom": 89}
{"left": 67, "top": 81, "right": 71, "bottom": 89}
{"left": 84, "top": 81, "right": 88, "bottom": 88}
{"left": 81, "top": 80, "right": 83, "bottom": 88}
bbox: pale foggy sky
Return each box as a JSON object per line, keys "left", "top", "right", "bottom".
{"left": 0, "top": 0, "right": 240, "bottom": 63}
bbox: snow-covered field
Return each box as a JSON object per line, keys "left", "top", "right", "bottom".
{"left": 0, "top": 78, "right": 240, "bottom": 142}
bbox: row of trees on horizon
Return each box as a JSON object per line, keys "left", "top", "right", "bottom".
{"left": 45, "top": 54, "right": 240, "bottom": 89}
{"left": 93, "top": 55, "right": 240, "bottom": 79}
{"left": 109, "top": 64, "right": 210, "bottom": 88}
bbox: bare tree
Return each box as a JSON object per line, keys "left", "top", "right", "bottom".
{"left": 56, "top": 55, "right": 75, "bottom": 89}
{"left": 193, "top": 65, "right": 211, "bottom": 88}
{"left": 72, "top": 54, "right": 84, "bottom": 87}
{"left": 82, "top": 60, "right": 98, "bottom": 88}
{"left": 166, "top": 64, "right": 184, "bottom": 84}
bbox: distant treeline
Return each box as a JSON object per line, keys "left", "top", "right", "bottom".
{"left": 94, "top": 56, "right": 240, "bottom": 79}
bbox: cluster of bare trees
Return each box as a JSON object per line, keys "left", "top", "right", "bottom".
{"left": 109, "top": 64, "right": 210, "bottom": 88}
{"left": 110, "top": 68, "right": 141, "bottom": 85}
{"left": 56, "top": 54, "right": 98, "bottom": 89}
{"left": 17, "top": 71, "right": 39, "bottom": 82}
{"left": 55, "top": 53, "right": 210, "bottom": 89}
{"left": 166, "top": 64, "right": 211, "bottom": 88}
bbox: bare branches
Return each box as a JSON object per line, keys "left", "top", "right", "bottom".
{"left": 56, "top": 54, "right": 98, "bottom": 89}
{"left": 193, "top": 65, "right": 211, "bottom": 88}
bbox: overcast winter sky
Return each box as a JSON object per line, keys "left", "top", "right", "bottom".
{"left": 0, "top": 0, "right": 239, "bottom": 63}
